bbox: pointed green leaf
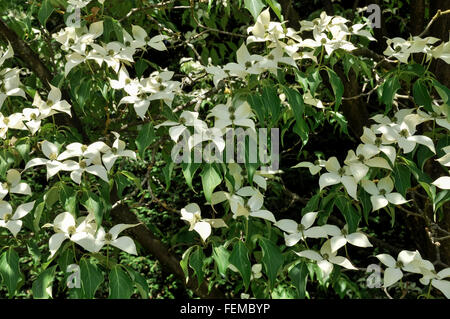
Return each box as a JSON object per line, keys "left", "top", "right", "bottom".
{"left": 0, "top": 248, "right": 22, "bottom": 297}
{"left": 259, "top": 237, "right": 283, "bottom": 289}
{"left": 109, "top": 265, "right": 133, "bottom": 299}
{"left": 32, "top": 266, "right": 57, "bottom": 299}
{"left": 229, "top": 241, "right": 251, "bottom": 291}
{"left": 80, "top": 258, "right": 103, "bottom": 299}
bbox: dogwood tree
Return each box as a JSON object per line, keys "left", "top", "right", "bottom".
{"left": 0, "top": 0, "right": 449, "bottom": 299}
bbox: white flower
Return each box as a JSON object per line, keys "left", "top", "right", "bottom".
{"left": 376, "top": 250, "right": 424, "bottom": 287}
{"left": 93, "top": 223, "right": 140, "bottom": 255}
{"left": 57, "top": 141, "right": 110, "bottom": 164}
{"left": 223, "top": 43, "right": 263, "bottom": 78}
{"left": 110, "top": 66, "right": 141, "bottom": 96}
{"left": 207, "top": 98, "right": 255, "bottom": 131}
{"left": 188, "top": 127, "right": 225, "bottom": 153}
{"left": 322, "top": 224, "right": 372, "bottom": 253}
{"left": 32, "top": 85, "right": 72, "bottom": 118}
{"left": 63, "top": 157, "right": 109, "bottom": 184}
{"left": 0, "top": 68, "right": 26, "bottom": 109}
{"left": 25, "top": 141, "right": 73, "bottom": 179}
{"left": 344, "top": 144, "right": 392, "bottom": 182}
{"left": 102, "top": 132, "right": 136, "bottom": 171}
{"left": 360, "top": 127, "right": 397, "bottom": 165}
{"left": 22, "top": 108, "right": 42, "bottom": 135}
{"left": 205, "top": 65, "right": 228, "bottom": 87}
{"left": 319, "top": 157, "right": 358, "bottom": 200}
{"left": 131, "top": 25, "right": 169, "bottom": 51}
{"left": 155, "top": 111, "right": 207, "bottom": 143}
{"left": 0, "top": 201, "right": 35, "bottom": 236}
{"left": 44, "top": 212, "right": 98, "bottom": 258}
{"left": 234, "top": 187, "right": 276, "bottom": 223}
{"left": 180, "top": 203, "right": 226, "bottom": 241}
{"left": 418, "top": 263, "right": 450, "bottom": 299}
{"left": 0, "top": 169, "right": 32, "bottom": 200}
{"left": 296, "top": 239, "right": 357, "bottom": 279}
{"left": 87, "top": 42, "right": 134, "bottom": 73}
{"left": 377, "top": 120, "right": 435, "bottom": 154}
{"left": 0, "top": 112, "right": 27, "bottom": 138}
{"left": 361, "top": 176, "right": 408, "bottom": 211}
{"left": 275, "top": 212, "right": 328, "bottom": 247}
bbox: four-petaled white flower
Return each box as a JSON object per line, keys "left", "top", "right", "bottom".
{"left": 44, "top": 212, "right": 98, "bottom": 258}
{"left": 322, "top": 224, "right": 372, "bottom": 253}
{"left": 0, "top": 201, "right": 35, "bottom": 236}
{"left": 296, "top": 239, "right": 357, "bottom": 279}
{"left": 93, "top": 223, "right": 140, "bottom": 255}
{"left": 361, "top": 176, "right": 408, "bottom": 211}
{"left": 102, "top": 132, "right": 137, "bottom": 171}
{"left": 0, "top": 169, "right": 32, "bottom": 200}
{"left": 180, "top": 203, "right": 226, "bottom": 241}
{"left": 376, "top": 250, "right": 424, "bottom": 287}
{"left": 319, "top": 157, "right": 358, "bottom": 200}
{"left": 275, "top": 212, "right": 328, "bottom": 247}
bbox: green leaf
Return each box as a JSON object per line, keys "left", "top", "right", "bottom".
{"left": 135, "top": 122, "right": 155, "bottom": 159}
{"left": 229, "top": 241, "right": 251, "bottom": 291}
{"left": 334, "top": 195, "right": 361, "bottom": 233}
{"left": 381, "top": 76, "right": 401, "bottom": 111}
{"left": 212, "top": 245, "right": 230, "bottom": 278}
{"left": 80, "top": 258, "right": 103, "bottom": 299}
{"left": 244, "top": 0, "right": 265, "bottom": 20}
{"left": 327, "top": 69, "right": 344, "bottom": 109}
{"left": 135, "top": 59, "right": 149, "bottom": 78}
{"left": 124, "top": 266, "right": 149, "bottom": 299}
{"left": 413, "top": 80, "right": 432, "bottom": 112}
{"left": 0, "top": 248, "right": 22, "bottom": 297}
{"left": 180, "top": 246, "right": 195, "bottom": 284}
{"left": 359, "top": 190, "right": 372, "bottom": 224}
{"left": 399, "top": 156, "right": 432, "bottom": 183}
{"left": 265, "top": 0, "right": 282, "bottom": 21}
{"left": 81, "top": 191, "right": 103, "bottom": 226}
{"left": 182, "top": 162, "right": 201, "bottom": 191}
{"left": 392, "top": 163, "right": 411, "bottom": 197}
{"left": 33, "top": 201, "right": 45, "bottom": 233}
{"left": 283, "top": 86, "right": 308, "bottom": 144}
{"left": 259, "top": 237, "right": 283, "bottom": 289}
{"left": 432, "top": 79, "right": 450, "bottom": 103}
{"left": 108, "top": 265, "right": 133, "bottom": 299}
{"left": 189, "top": 247, "right": 205, "bottom": 285}
{"left": 32, "top": 266, "right": 57, "bottom": 299}
{"left": 200, "top": 164, "right": 222, "bottom": 203}
{"left": 289, "top": 262, "right": 308, "bottom": 299}
{"left": 38, "top": 0, "right": 54, "bottom": 26}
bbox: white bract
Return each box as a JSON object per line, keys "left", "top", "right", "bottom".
{"left": 319, "top": 157, "right": 358, "bottom": 200}
{"left": 376, "top": 250, "right": 425, "bottom": 287}
{"left": 93, "top": 223, "right": 140, "bottom": 255}
{"left": 0, "top": 201, "right": 35, "bottom": 236}
{"left": 323, "top": 224, "right": 372, "bottom": 253}
{"left": 180, "top": 203, "right": 226, "bottom": 241}
{"left": 361, "top": 176, "right": 408, "bottom": 211}
{"left": 296, "top": 239, "right": 357, "bottom": 279}
{"left": 0, "top": 169, "right": 32, "bottom": 199}
{"left": 275, "top": 212, "right": 328, "bottom": 247}
{"left": 44, "top": 212, "right": 98, "bottom": 258}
